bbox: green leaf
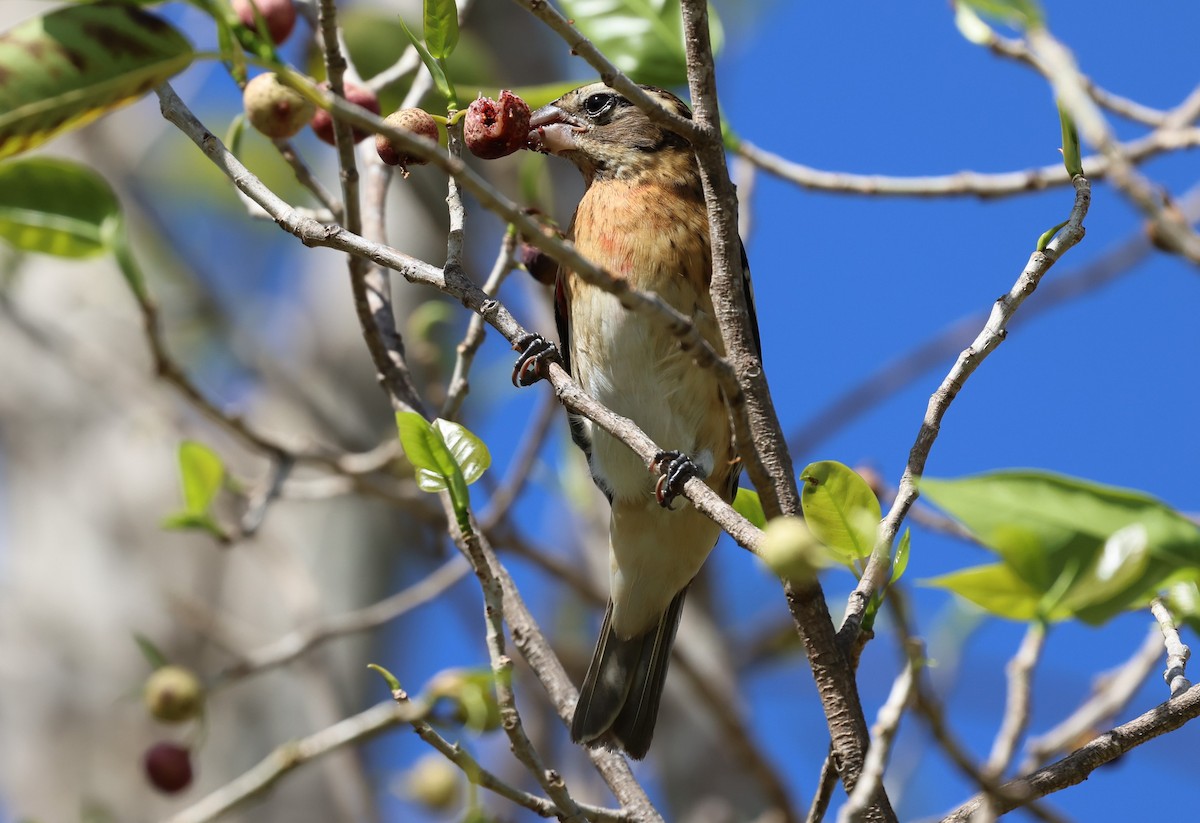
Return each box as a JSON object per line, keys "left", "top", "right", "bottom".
{"left": 432, "top": 418, "right": 491, "bottom": 485}
{"left": 0, "top": 3, "right": 193, "bottom": 160}
{"left": 133, "top": 633, "right": 170, "bottom": 670}
{"left": 922, "top": 470, "right": 1200, "bottom": 624}
{"left": 1037, "top": 219, "right": 1069, "bottom": 252}
{"left": 733, "top": 487, "right": 766, "bottom": 529}
{"left": 176, "top": 440, "right": 225, "bottom": 515}
{"left": 956, "top": 0, "right": 1045, "bottom": 30}
{"left": 1057, "top": 100, "right": 1083, "bottom": 177}
{"left": 924, "top": 563, "right": 1070, "bottom": 622}
{"left": 367, "top": 663, "right": 403, "bottom": 693}
{"left": 161, "top": 511, "right": 229, "bottom": 541}
{"left": 424, "top": 0, "right": 459, "bottom": 60}
{"left": 559, "top": 0, "right": 724, "bottom": 87}
{"left": 0, "top": 157, "right": 122, "bottom": 258}
{"left": 396, "top": 412, "right": 458, "bottom": 490}
{"left": 799, "top": 461, "right": 881, "bottom": 560}
{"left": 397, "top": 15, "right": 455, "bottom": 106}
{"left": 891, "top": 529, "right": 911, "bottom": 584}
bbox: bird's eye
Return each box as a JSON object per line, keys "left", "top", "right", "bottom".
{"left": 583, "top": 93, "right": 616, "bottom": 118}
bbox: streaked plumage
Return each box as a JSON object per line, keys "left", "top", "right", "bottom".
{"left": 526, "top": 82, "right": 759, "bottom": 759}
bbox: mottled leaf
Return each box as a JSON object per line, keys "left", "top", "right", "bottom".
{"left": 0, "top": 2, "right": 193, "bottom": 160}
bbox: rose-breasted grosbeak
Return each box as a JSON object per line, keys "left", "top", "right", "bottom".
{"left": 518, "top": 82, "right": 760, "bottom": 759}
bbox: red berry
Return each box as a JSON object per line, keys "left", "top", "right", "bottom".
{"left": 464, "top": 91, "right": 531, "bottom": 159}
{"left": 311, "top": 81, "right": 381, "bottom": 145}
{"left": 143, "top": 742, "right": 193, "bottom": 794}
{"left": 376, "top": 109, "right": 439, "bottom": 169}
{"left": 233, "top": 0, "right": 297, "bottom": 46}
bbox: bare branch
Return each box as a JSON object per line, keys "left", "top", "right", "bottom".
{"left": 1151, "top": 598, "right": 1192, "bottom": 697}
{"left": 1021, "top": 627, "right": 1163, "bottom": 772}
{"left": 215, "top": 556, "right": 470, "bottom": 683}
{"left": 985, "top": 623, "right": 1047, "bottom": 778}
{"left": 838, "top": 654, "right": 917, "bottom": 823}
{"left": 842, "top": 176, "right": 1091, "bottom": 642}
{"left": 163, "top": 700, "right": 424, "bottom": 823}
{"left": 940, "top": 683, "right": 1200, "bottom": 822}
{"left": 736, "top": 127, "right": 1200, "bottom": 200}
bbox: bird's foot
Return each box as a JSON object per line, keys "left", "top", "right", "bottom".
{"left": 652, "top": 450, "right": 700, "bottom": 509}
{"left": 511, "top": 333, "right": 559, "bottom": 387}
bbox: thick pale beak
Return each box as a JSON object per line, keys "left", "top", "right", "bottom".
{"left": 528, "top": 103, "right": 586, "bottom": 155}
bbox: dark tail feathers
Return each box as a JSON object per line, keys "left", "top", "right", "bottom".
{"left": 570, "top": 588, "right": 688, "bottom": 759}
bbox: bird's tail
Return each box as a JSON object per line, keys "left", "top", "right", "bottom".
{"left": 570, "top": 587, "right": 688, "bottom": 760}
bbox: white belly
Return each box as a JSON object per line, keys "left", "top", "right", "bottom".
{"left": 571, "top": 288, "right": 720, "bottom": 502}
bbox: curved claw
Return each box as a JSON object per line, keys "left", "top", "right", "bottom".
{"left": 652, "top": 450, "right": 699, "bottom": 509}
{"left": 511, "top": 333, "right": 559, "bottom": 387}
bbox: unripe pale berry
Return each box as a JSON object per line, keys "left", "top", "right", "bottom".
{"left": 464, "top": 91, "right": 531, "bottom": 159}
{"left": 233, "top": 0, "right": 297, "bottom": 46}
{"left": 143, "top": 742, "right": 194, "bottom": 794}
{"left": 376, "top": 109, "right": 439, "bottom": 170}
{"left": 143, "top": 665, "right": 205, "bottom": 724}
{"left": 243, "top": 73, "right": 315, "bottom": 140}
{"left": 310, "top": 81, "right": 381, "bottom": 145}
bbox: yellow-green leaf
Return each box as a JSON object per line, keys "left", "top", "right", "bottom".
{"left": 175, "top": 440, "right": 225, "bottom": 515}
{"left": 0, "top": 2, "right": 193, "bottom": 160}
{"left": 0, "top": 157, "right": 122, "bottom": 258}
{"left": 799, "top": 460, "right": 881, "bottom": 560}
{"left": 924, "top": 563, "right": 1071, "bottom": 622}
{"left": 733, "top": 487, "right": 766, "bottom": 529}
{"left": 432, "top": 418, "right": 490, "bottom": 486}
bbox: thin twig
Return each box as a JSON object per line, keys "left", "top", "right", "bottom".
{"left": 215, "top": 556, "right": 470, "bottom": 683}
{"left": 453, "top": 520, "right": 587, "bottom": 822}
{"left": 162, "top": 700, "right": 424, "bottom": 823}
{"left": 734, "top": 127, "right": 1200, "bottom": 200}
{"left": 841, "top": 175, "right": 1091, "bottom": 644}
{"left": 939, "top": 683, "right": 1200, "bottom": 822}
{"left": 1028, "top": 27, "right": 1200, "bottom": 265}
{"left": 1150, "top": 598, "right": 1192, "bottom": 697}
{"left": 479, "top": 390, "right": 559, "bottom": 530}
{"left": 1020, "top": 627, "right": 1163, "bottom": 772}
{"left": 787, "top": 178, "right": 1200, "bottom": 458}
{"left": 985, "top": 623, "right": 1047, "bottom": 777}
{"left": 272, "top": 137, "right": 343, "bottom": 220}
{"left": 838, "top": 655, "right": 917, "bottom": 823}
{"left": 389, "top": 687, "right": 628, "bottom": 823}
{"left": 804, "top": 751, "right": 840, "bottom": 823}
{"left": 442, "top": 229, "right": 519, "bottom": 420}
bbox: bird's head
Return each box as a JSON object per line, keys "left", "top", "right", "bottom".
{"left": 528, "top": 82, "right": 694, "bottom": 183}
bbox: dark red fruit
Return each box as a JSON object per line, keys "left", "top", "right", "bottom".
{"left": 143, "top": 742, "right": 193, "bottom": 794}
{"left": 376, "top": 109, "right": 439, "bottom": 169}
{"left": 233, "top": 0, "right": 297, "bottom": 46}
{"left": 465, "top": 91, "right": 531, "bottom": 159}
{"left": 311, "top": 81, "right": 381, "bottom": 145}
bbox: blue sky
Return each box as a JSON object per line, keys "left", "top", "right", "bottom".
{"left": 443, "top": 2, "right": 1200, "bottom": 820}
{"left": 3, "top": 0, "right": 1193, "bottom": 820}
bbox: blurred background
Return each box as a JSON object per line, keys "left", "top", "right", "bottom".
{"left": 0, "top": 1, "right": 1197, "bottom": 821}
